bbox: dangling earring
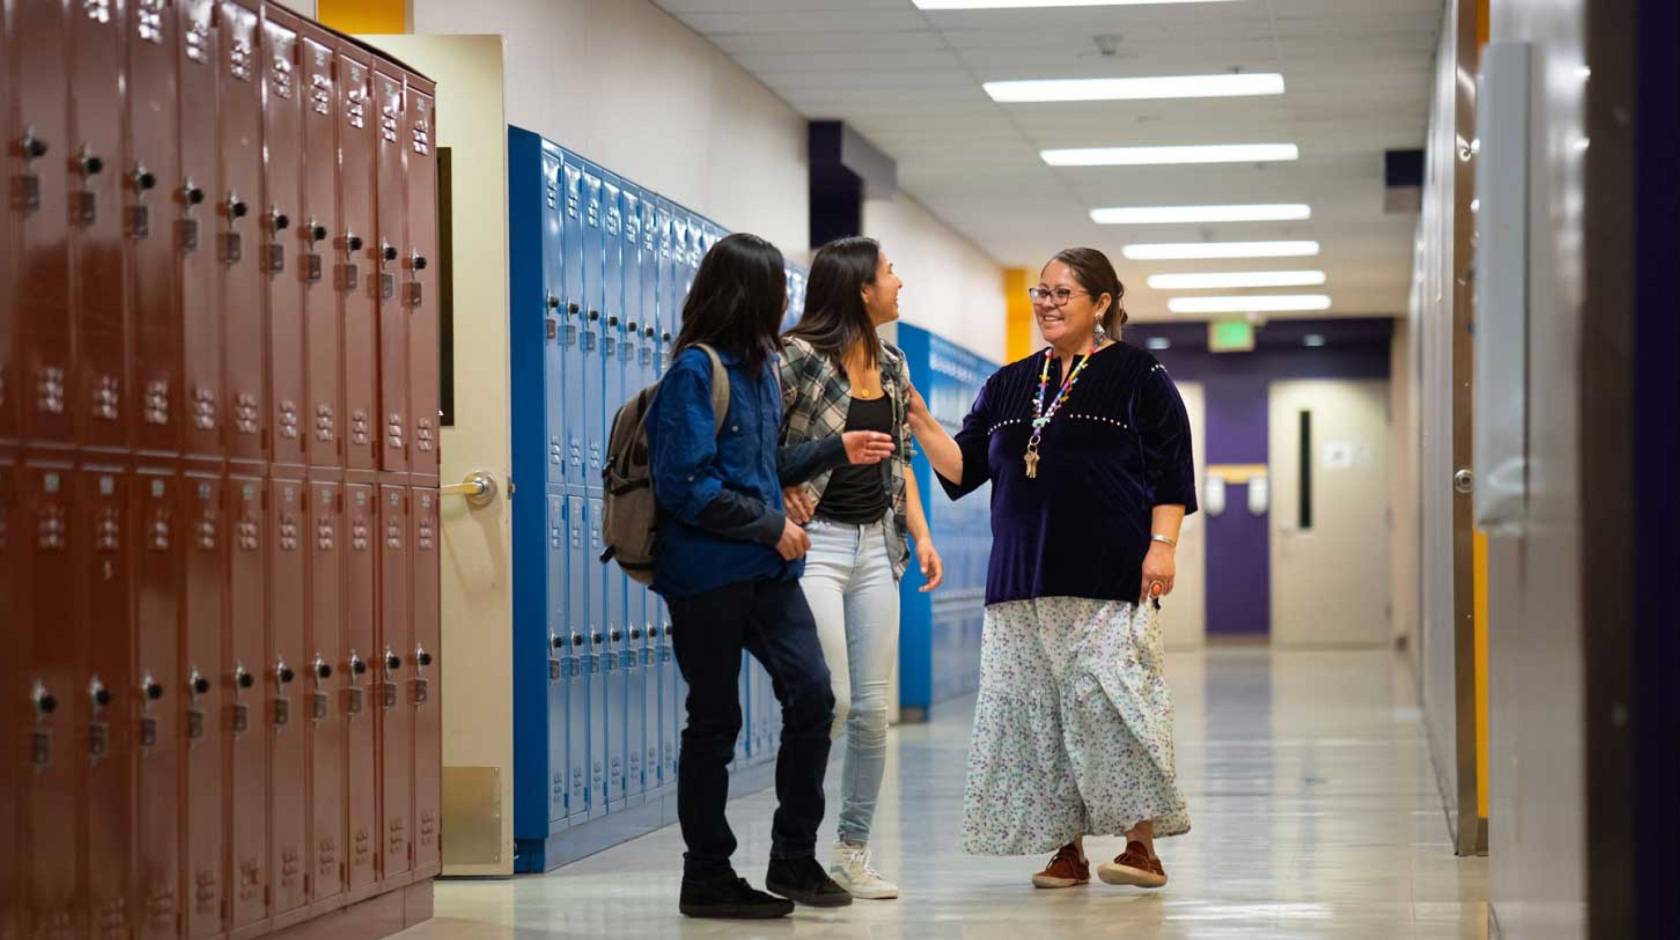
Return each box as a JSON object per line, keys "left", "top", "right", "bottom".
{"left": 1093, "top": 322, "right": 1109, "bottom": 346}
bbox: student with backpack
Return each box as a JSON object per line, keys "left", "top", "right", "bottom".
{"left": 641, "top": 233, "right": 895, "bottom": 919}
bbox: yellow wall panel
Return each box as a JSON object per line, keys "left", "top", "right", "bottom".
{"left": 1004, "top": 268, "right": 1034, "bottom": 362}
{"left": 317, "top": 0, "right": 407, "bottom": 34}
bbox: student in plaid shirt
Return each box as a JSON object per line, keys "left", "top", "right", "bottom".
{"left": 779, "top": 237, "right": 945, "bottom": 901}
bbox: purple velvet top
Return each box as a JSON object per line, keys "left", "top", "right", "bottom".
{"left": 938, "top": 342, "right": 1199, "bottom": 606}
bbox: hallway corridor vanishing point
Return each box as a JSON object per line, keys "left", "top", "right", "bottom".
{"left": 402, "top": 649, "right": 1489, "bottom": 939}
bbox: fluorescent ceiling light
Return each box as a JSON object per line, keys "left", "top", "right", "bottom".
{"left": 1124, "top": 240, "right": 1320, "bottom": 260}
{"left": 1303, "top": 334, "right": 1328, "bottom": 347}
{"left": 1148, "top": 270, "right": 1326, "bottom": 289}
{"left": 986, "top": 73, "right": 1283, "bottom": 104}
{"left": 1092, "top": 203, "right": 1310, "bottom": 225}
{"left": 1043, "top": 143, "right": 1298, "bottom": 166}
{"left": 915, "top": 0, "right": 1236, "bottom": 8}
{"left": 1145, "top": 336, "right": 1172, "bottom": 350}
{"left": 1168, "top": 294, "right": 1332, "bottom": 314}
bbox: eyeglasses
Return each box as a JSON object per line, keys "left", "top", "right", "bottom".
{"left": 1028, "top": 287, "right": 1092, "bottom": 307}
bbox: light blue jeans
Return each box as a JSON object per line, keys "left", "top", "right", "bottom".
{"left": 798, "top": 515, "right": 899, "bottom": 847}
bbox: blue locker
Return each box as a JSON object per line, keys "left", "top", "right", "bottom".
{"left": 547, "top": 496, "right": 569, "bottom": 821}
{"left": 598, "top": 176, "right": 629, "bottom": 811}
{"left": 565, "top": 494, "right": 592, "bottom": 820}
{"left": 561, "top": 155, "right": 587, "bottom": 482}
{"left": 619, "top": 187, "right": 648, "bottom": 800}
{"left": 541, "top": 144, "right": 568, "bottom": 490}
{"left": 580, "top": 166, "right": 606, "bottom": 482}
{"left": 508, "top": 127, "right": 562, "bottom": 869}
{"left": 584, "top": 495, "right": 622, "bottom": 813}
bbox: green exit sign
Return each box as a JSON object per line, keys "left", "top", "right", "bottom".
{"left": 1209, "top": 318, "right": 1255, "bottom": 352}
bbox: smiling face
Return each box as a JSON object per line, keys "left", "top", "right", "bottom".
{"left": 861, "top": 250, "right": 903, "bottom": 326}
{"left": 1035, "top": 259, "right": 1110, "bottom": 349}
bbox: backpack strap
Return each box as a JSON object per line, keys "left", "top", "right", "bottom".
{"left": 693, "top": 343, "right": 731, "bottom": 437}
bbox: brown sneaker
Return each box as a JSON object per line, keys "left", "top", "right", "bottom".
{"left": 1031, "top": 843, "right": 1090, "bottom": 889}
{"left": 1097, "top": 840, "right": 1168, "bottom": 889}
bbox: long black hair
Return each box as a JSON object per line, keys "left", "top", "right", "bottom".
{"left": 673, "top": 233, "right": 787, "bottom": 373}
{"left": 785, "top": 236, "right": 882, "bottom": 368}
{"left": 1048, "top": 247, "right": 1128, "bottom": 337}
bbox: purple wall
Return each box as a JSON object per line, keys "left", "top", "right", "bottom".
{"left": 1127, "top": 318, "right": 1393, "bottom": 636}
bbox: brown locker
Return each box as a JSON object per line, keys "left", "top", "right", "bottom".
{"left": 267, "top": 477, "right": 309, "bottom": 919}
{"left": 377, "top": 484, "right": 412, "bottom": 884}
{"left": 305, "top": 480, "right": 346, "bottom": 912}
{"left": 300, "top": 28, "right": 342, "bottom": 470}
{"left": 410, "top": 486, "right": 441, "bottom": 875}
{"left": 372, "top": 69, "right": 409, "bottom": 475}
{"left": 12, "top": 0, "right": 74, "bottom": 448}
{"left": 180, "top": 471, "right": 226, "bottom": 940}
{"left": 128, "top": 0, "right": 185, "bottom": 460}
{"left": 342, "top": 483, "right": 378, "bottom": 896}
{"left": 336, "top": 49, "right": 378, "bottom": 476}
{"left": 261, "top": 10, "right": 306, "bottom": 472}
{"left": 77, "top": 467, "right": 134, "bottom": 937}
{"left": 403, "top": 81, "right": 439, "bottom": 480}
{"left": 216, "top": 0, "right": 268, "bottom": 467}
{"left": 69, "top": 0, "right": 129, "bottom": 455}
{"left": 1, "top": 0, "right": 18, "bottom": 450}
{"left": 20, "top": 463, "right": 80, "bottom": 937}
{"left": 0, "top": 459, "right": 19, "bottom": 940}
{"left": 132, "top": 468, "right": 182, "bottom": 940}
{"left": 178, "top": 0, "right": 224, "bottom": 463}
{"left": 226, "top": 473, "right": 269, "bottom": 933}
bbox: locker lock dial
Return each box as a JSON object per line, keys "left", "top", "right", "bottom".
{"left": 314, "top": 659, "right": 333, "bottom": 681}
{"left": 269, "top": 209, "right": 291, "bottom": 232}
{"left": 89, "top": 679, "right": 112, "bottom": 709}
{"left": 344, "top": 233, "right": 365, "bottom": 253}
{"left": 546, "top": 295, "right": 560, "bottom": 311}
{"left": 591, "top": 631, "right": 605, "bottom": 645}
{"left": 571, "top": 632, "right": 584, "bottom": 648}
{"left": 384, "top": 651, "right": 402, "bottom": 672}
{"left": 414, "top": 648, "right": 433, "bottom": 668}
{"left": 32, "top": 684, "right": 57, "bottom": 716}
{"left": 550, "top": 635, "right": 565, "bottom": 650}
{"left": 143, "top": 677, "right": 164, "bottom": 701}
{"left": 609, "top": 629, "right": 623, "bottom": 642}
{"left": 181, "top": 181, "right": 205, "bottom": 206}
{"left": 226, "top": 194, "right": 248, "bottom": 219}
{"left": 350, "top": 654, "right": 368, "bottom": 676}
{"left": 381, "top": 243, "right": 398, "bottom": 263}
{"left": 234, "top": 666, "right": 254, "bottom": 690}
{"left": 645, "top": 327, "right": 656, "bottom": 340}
{"left": 307, "top": 220, "right": 329, "bottom": 243}
{"left": 276, "top": 661, "right": 296, "bottom": 685}
{"left": 411, "top": 252, "right": 428, "bottom": 271}
{"left": 131, "top": 167, "right": 157, "bottom": 192}
{"left": 190, "top": 672, "right": 211, "bottom": 696}
{"left": 17, "top": 130, "right": 48, "bottom": 160}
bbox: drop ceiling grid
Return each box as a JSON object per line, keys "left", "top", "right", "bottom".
{"left": 653, "top": 0, "right": 1441, "bottom": 320}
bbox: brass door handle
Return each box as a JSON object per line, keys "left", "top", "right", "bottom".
{"left": 440, "top": 471, "right": 498, "bottom": 508}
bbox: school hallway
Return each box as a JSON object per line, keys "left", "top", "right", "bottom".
{"left": 399, "top": 647, "right": 1487, "bottom": 939}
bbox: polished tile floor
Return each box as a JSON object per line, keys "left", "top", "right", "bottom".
{"left": 400, "top": 648, "right": 1488, "bottom": 939}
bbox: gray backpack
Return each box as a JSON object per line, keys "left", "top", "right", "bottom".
{"left": 599, "top": 343, "right": 730, "bottom": 584}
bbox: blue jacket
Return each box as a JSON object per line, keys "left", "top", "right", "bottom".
{"left": 647, "top": 345, "right": 846, "bottom": 599}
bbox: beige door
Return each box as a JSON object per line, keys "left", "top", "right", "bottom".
{"left": 368, "top": 35, "right": 517, "bottom": 876}
{"left": 1268, "top": 380, "right": 1391, "bottom": 647}
{"left": 1164, "top": 381, "right": 1206, "bottom": 650}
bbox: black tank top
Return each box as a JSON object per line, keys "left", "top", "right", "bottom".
{"left": 815, "top": 395, "right": 893, "bottom": 525}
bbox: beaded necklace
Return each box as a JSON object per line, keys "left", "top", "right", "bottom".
{"left": 1024, "top": 343, "right": 1101, "bottom": 479}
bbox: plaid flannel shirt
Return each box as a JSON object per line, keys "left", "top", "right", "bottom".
{"left": 778, "top": 335, "right": 915, "bottom": 580}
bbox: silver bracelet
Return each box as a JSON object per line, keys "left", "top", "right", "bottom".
{"left": 1150, "top": 534, "right": 1177, "bottom": 548}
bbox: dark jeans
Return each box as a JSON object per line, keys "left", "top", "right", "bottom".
{"left": 667, "top": 578, "right": 836, "bottom": 878}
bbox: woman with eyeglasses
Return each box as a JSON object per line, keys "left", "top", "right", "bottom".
{"left": 905, "top": 247, "right": 1197, "bottom": 891}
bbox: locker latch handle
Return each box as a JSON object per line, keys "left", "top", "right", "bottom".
{"left": 142, "top": 676, "right": 165, "bottom": 702}
{"left": 225, "top": 193, "right": 248, "bottom": 219}
{"left": 234, "top": 665, "right": 255, "bottom": 690}
{"left": 131, "top": 166, "right": 158, "bottom": 192}
{"left": 17, "top": 130, "right": 48, "bottom": 160}
{"left": 268, "top": 208, "right": 291, "bottom": 233}
{"left": 88, "top": 677, "right": 112, "bottom": 711}
{"left": 410, "top": 252, "right": 428, "bottom": 271}
{"left": 32, "top": 682, "right": 57, "bottom": 717}
{"left": 314, "top": 658, "right": 334, "bottom": 681}
{"left": 76, "top": 147, "right": 104, "bottom": 177}
{"left": 189, "top": 672, "right": 211, "bottom": 697}
{"left": 307, "top": 220, "right": 329, "bottom": 244}
{"left": 181, "top": 180, "right": 205, "bottom": 206}
{"left": 276, "top": 660, "right": 296, "bottom": 686}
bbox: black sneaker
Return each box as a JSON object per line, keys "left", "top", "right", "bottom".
{"left": 679, "top": 871, "right": 795, "bottom": 919}
{"left": 765, "top": 856, "right": 855, "bottom": 907}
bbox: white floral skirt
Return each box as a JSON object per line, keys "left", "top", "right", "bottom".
{"left": 960, "top": 596, "right": 1190, "bottom": 855}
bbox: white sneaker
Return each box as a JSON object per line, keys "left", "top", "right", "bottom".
{"left": 829, "top": 841, "right": 900, "bottom": 900}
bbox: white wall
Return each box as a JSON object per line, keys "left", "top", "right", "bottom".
{"left": 411, "top": 0, "right": 809, "bottom": 261}
{"left": 864, "top": 195, "right": 1007, "bottom": 364}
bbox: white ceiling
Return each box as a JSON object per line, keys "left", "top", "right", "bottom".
{"left": 652, "top": 0, "right": 1441, "bottom": 322}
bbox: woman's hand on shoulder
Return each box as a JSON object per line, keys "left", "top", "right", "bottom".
{"left": 907, "top": 384, "right": 930, "bottom": 423}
